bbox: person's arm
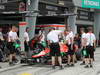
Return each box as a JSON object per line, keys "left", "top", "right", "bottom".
{"left": 93, "top": 34, "right": 96, "bottom": 49}
{"left": 24, "top": 33, "right": 29, "bottom": 45}
{"left": 81, "top": 38, "right": 87, "bottom": 48}
{"left": 47, "top": 34, "right": 51, "bottom": 46}
{"left": 70, "top": 37, "right": 74, "bottom": 50}
{"left": 94, "top": 40, "right": 96, "bottom": 48}
{"left": 9, "top": 35, "right": 14, "bottom": 42}
{"left": 70, "top": 32, "right": 74, "bottom": 50}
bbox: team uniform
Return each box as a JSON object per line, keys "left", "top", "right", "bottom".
{"left": 81, "top": 33, "right": 86, "bottom": 46}
{"left": 47, "top": 30, "right": 62, "bottom": 56}
{"left": 24, "top": 32, "right": 29, "bottom": 52}
{"left": 66, "top": 31, "right": 75, "bottom": 55}
{"left": 81, "top": 33, "right": 87, "bottom": 55}
{"left": 38, "top": 31, "right": 46, "bottom": 49}
{"left": 39, "top": 30, "right": 45, "bottom": 43}
{"left": 8, "top": 31, "right": 18, "bottom": 54}
{"left": 85, "top": 32, "right": 96, "bottom": 58}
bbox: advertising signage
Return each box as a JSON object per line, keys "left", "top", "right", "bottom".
{"left": 0, "top": 1, "right": 26, "bottom": 13}
{"left": 82, "top": 0, "right": 100, "bottom": 9}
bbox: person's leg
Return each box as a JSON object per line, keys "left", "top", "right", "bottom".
{"left": 50, "top": 43, "right": 56, "bottom": 69}
{"left": 80, "top": 48, "right": 85, "bottom": 65}
{"left": 84, "top": 46, "right": 90, "bottom": 68}
{"left": 71, "top": 49, "right": 75, "bottom": 66}
{"left": 52, "top": 56, "right": 55, "bottom": 69}
{"left": 12, "top": 42, "right": 18, "bottom": 63}
{"left": 58, "top": 56, "right": 63, "bottom": 69}
{"left": 80, "top": 57, "right": 85, "bottom": 65}
{"left": 58, "top": 56, "right": 62, "bottom": 65}
{"left": 55, "top": 43, "right": 63, "bottom": 69}
{"left": 67, "top": 45, "right": 71, "bottom": 66}
{"left": 8, "top": 42, "right": 14, "bottom": 65}
{"left": 52, "top": 56, "right": 55, "bottom": 66}
{"left": 9, "top": 54, "right": 13, "bottom": 63}
{"left": 24, "top": 41, "right": 29, "bottom": 58}
{"left": 74, "top": 53, "right": 77, "bottom": 63}
{"left": 12, "top": 52, "right": 19, "bottom": 63}
{"left": 67, "top": 55, "right": 71, "bottom": 65}
{"left": 84, "top": 58, "right": 89, "bottom": 67}
{"left": 9, "top": 53, "right": 15, "bottom": 65}
{"left": 9, "top": 50, "right": 15, "bottom": 65}
{"left": 90, "top": 58, "right": 93, "bottom": 67}
{"left": 72, "top": 54, "right": 75, "bottom": 66}
{"left": 82, "top": 56, "right": 85, "bottom": 64}
{"left": 89, "top": 47, "right": 94, "bottom": 67}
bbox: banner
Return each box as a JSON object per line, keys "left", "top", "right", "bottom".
{"left": 82, "top": 0, "right": 100, "bottom": 9}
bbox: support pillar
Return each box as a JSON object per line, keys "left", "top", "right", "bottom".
{"left": 68, "top": 7, "right": 77, "bottom": 34}
{"left": 19, "top": 22, "right": 27, "bottom": 51}
{"left": 94, "top": 10, "right": 100, "bottom": 45}
{"left": 26, "top": 0, "right": 39, "bottom": 40}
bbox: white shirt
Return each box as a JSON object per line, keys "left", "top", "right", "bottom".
{"left": 69, "top": 31, "right": 74, "bottom": 38}
{"left": 8, "top": 31, "right": 18, "bottom": 42}
{"left": 40, "top": 34, "right": 45, "bottom": 42}
{"left": 86, "top": 33, "right": 96, "bottom": 46}
{"left": 81, "top": 33, "right": 86, "bottom": 46}
{"left": 47, "top": 30, "right": 62, "bottom": 43}
{"left": 65, "top": 34, "right": 71, "bottom": 45}
{"left": 24, "top": 32, "right": 29, "bottom": 42}
{"left": 39, "top": 31, "right": 45, "bottom": 42}
{"left": 81, "top": 33, "right": 86, "bottom": 39}
{"left": 65, "top": 31, "right": 74, "bottom": 45}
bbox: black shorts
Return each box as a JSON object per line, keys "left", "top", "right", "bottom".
{"left": 50, "top": 43, "right": 61, "bottom": 56}
{"left": 67, "top": 44, "right": 75, "bottom": 55}
{"left": 24, "top": 41, "right": 29, "bottom": 52}
{"left": 85, "top": 46, "right": 94, "bottom": 58}
{"left": 8, "top": 42, "right": 16, "bottom": 54}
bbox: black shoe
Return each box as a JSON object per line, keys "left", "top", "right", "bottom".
{"left": 13, "top": 59, "right": 19, "bottom": 64}
{"left": 90, "top": 64, "right": 93, "bottom": 68}
{"left": 52, "top": 66, "right": 55, "bottom": 69}
{"left": 67, "top": 64, "right": 70, "bottom": 67}
{"left": 9, "top": 62, "right": 15, "bottom": 66}
{"left": 65, "top": 64, "right": 70, "bottom": 67}
{"left": 71, "top": 64, "right": 75, "bottom": 67}
{"left": 80, "top": 62, "right": 85, "bottom": 65}
{"left": 75, "top": 61, "right": 77, "bottom": 63}
{"left": 59, "top": 65, "right": 63, "bottom": 70}
{"left": 84, "top": 65, "right": 89, "bottom": 68}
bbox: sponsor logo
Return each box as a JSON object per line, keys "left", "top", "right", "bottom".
{"left": 82, "top": 0, "right": 100, "bottom": 9}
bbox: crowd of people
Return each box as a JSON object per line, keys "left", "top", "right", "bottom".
{"left": 42, "top": 27, "right": 96, "bottom": 69}
{"left": 0, "top": 26, "right": 96, "bottom": 70}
